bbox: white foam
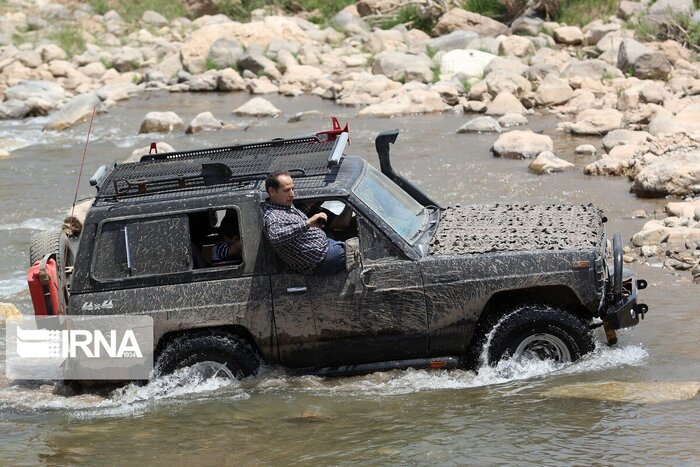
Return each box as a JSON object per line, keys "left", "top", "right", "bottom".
{"left": 0, "top": 274, "right": 27, "bottom": 299}
{"left": 0, "top": 218, "right": 59, "bottom": 231}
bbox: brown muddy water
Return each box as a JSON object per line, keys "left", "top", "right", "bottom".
{"left": 1, "top": 93, "right": 699, "bottom": 465}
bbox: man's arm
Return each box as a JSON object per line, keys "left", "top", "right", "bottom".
{"left": 264, "top": 212, "right": 328, "bottom": 245}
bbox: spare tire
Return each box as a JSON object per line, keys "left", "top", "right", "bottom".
{"left": 29, "top": 230, "right": 71, "bottom": 276}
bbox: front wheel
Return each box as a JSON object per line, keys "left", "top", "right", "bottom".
{"left": 484, "top": 306, "right": 594, "bottom": 366}
{"left": 155, "top": 332, "right": 260, "bottom": 380}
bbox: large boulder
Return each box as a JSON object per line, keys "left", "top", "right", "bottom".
{"left": 372, "top": 51, "right": 433, "bottom": 83}
{"left": 649, "top": 102, "right": 700, "bottom": 136}
{"left": 648, "top": 0, "right": 694, "bottom": 24}
{"left": 498, "top": 35, "right": 535, "bottom": 57}
{"left": 528, "top": 151, "right": 575, "bottom": 174}
{"left": 535, "top": 75, "right": 573, "bottom": 106}
{"left": 336, "top": 72, "right": 402, "bottom": 106}
{"left": 237, "top": 52, "right": 280, "bottom": 80}
{"left": 358, "top": 88, "right": 449, "bottom": 117}
{"left": 440, "top": 49, "right": 495, "bottom": 80}
{"left": 568, "top": 108, "right": 622, "bottom": 135}
{"left": 632, "top": 220, "right": 671, "bottom": 246}
{"left": 207, "top": 38, "right": 244, "bottom": 69}
{"left": 553, "top": 26, "right": 584, "bottom": 45}
{"left": 602, "top": 129, "right": 650, "bottom": 151}
{"left": 427, "top": 31, "right": 479, "bottom": 52}
{"left": 617, "top": 38, "right": 672, "bottom": 80}
{"left": 139, "top": 111, "right": 185, "bottom": 133}
{"left": 457, "top": 116, "right": 502, "bottom": 133}
{"left": 486, "top": 91, "right": 526, "bottom": 115}
{"left": 332, "top": 6, "right": 369, "bottom": 34}
{"left": 233, "top": 97, "right": 281, "bottom": 117}
{"left": 432, "top": 8, "right": 510, "bottom": 37}
{"left": 280, "top": 65, "right": 325, "bottom": 92}
{"left": 484, "top": 71, "right": 531, "bottom": 97}
{"left": 562, "top": 59, "right": 623, "bottom": 80}
{"left": 44, "top": 93, "right": 102, "bottom": 131}
{"left": 4, "top": 80, "right": 65, "bottom": 105}
{"left": 632, "top": 151, "right": 700, "bottom": 197}
{"left": 186, "top": 111, "right": 223, "bottom": 134}
{"left": 492, "top": 130, "right": 554, "bottom": 159}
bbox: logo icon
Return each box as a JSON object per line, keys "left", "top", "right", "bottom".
{"left": 16, "top": 327, "right": 63, "bottom": 359}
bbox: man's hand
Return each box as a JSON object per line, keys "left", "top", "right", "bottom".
{"left": 306, "top": 212, "right": 328, "bottom": 228}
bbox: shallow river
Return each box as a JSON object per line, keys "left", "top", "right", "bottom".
{"left": 1, "top": 93, "right": 699, "bottom": 465}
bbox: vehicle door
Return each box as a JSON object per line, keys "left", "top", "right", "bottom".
{"left": 269, "top": 200, "right": 428, "bottom": 369}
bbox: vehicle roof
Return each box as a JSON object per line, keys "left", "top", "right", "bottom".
{"left": 90, "top": 134, "right": 363, "bottom": 208}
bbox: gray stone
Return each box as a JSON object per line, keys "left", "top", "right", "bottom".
{"left": 492, "top": 130, "right": 554, "bottom": 159}
{"left": 186, "top": 111, "right": 222, "bottom": 134}
{"left": 112, "top": 47, "right": 143, "bottom": 73}
{"left": 563, "top": 59, "right": 623, "bottom": 80}
{"left": 432, "top": 8, "right": 510, "bottom": 37}
{"left": 217, "top": 68, "right": 246, "bottom": 92}
{"left": 498, "top": 113, "right": 528, "bottom": 127}
{"left": 617, "top": 38, "right": 652, "bottom": 71}
{"left": 237, "top": 53, "right": 280, "bottom": 80}
{"left": 529, "top": 151, "right": 575, "bottom": 174}
{"left": 602, "top": 129, "right": 650, "bottom": 151}
{"left": 4, "top": 80, "right": 65, "bottom": 104}
{"left": 372, "top": 51, "right": 433, "bottom": 84}
{"left": 142, "top": 10, "right": 168, "bottom": 26}
{"left": 426, "top": 31, "right": 479, "bottom": 52}
{"left": 618, "top": 1, "right": 642, "bottom": 19}
{"left": 511, "top": 16, "right": 543, "bottom": 36}
{"left": 233, "top": 97, "right": 281, "bottom": 117}
{"left": 19, "top": 51, "right": 42, "bottom": 68}
{"left": 207, "top": 38, "right": 244, "bottom": 70}
{"left": 44, "top": 93, "right": 102, "bottom": 131}
{"left": 139, "top": 111, "right": 185, "bottom": 133}
{"left": 633, "top": 53, "right": 673, "bottom": 80}
{"left": 535, "top": 74, "right": 572, "bottom": 106}
{"left": 189, "top": 71, "right": 219, "bottom": 91}
{"left": 632, "top": 152, "right": 700, "bottom": 197}
{"left": 0, "top": 99, "right": 29, "bottom": 119}
{"left": 457, "top": 116, "right": 502, "bottom": 133}
{"left": 333, "top": 8, "right": 368, "bottom": 35}
{"left": 648, "top": 0, "right": 694, "bottom": 24}
{"left": 484, "top": 57, "right": 529, "bottom": 77}
{"left": 569, "top": 109, "right": 623, "bottom": 135}
{"left": 576, "top": 144, "right": 597, "bottom": 155}
{"left": 553, "top": 26, "right": 584, "bottom": 45}
{"left": 486, "top": 91, "right": 526, "bottom": 115}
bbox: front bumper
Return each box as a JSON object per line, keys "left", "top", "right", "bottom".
{"left": 603, "top": 276, "right": 648, "bottom": 330}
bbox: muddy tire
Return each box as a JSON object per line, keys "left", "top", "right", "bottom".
{"left": 155, "top": 332, "right": 260, "bottom": 379}
{"left": 484, "top": 306, "right": 594, "bottom": 366}
{"left": 29, "top": 230, "right": 70, "bottom": 275}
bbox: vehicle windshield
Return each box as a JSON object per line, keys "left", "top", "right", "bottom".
{"left": 353, "top": 165, "right": 425, "bottom": 243}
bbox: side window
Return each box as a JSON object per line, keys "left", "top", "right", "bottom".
{"left": 188, "top": 209, "right": 244, "bottom": 269}
{"left": 93, "top": 216, "right": 192, "bottom": 280}
{"left": 358, "top": 217, "right": 401, "bottom": 261}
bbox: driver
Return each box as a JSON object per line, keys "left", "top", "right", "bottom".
{"left": 262, "top": 171, "right": 346, "bottom": 275}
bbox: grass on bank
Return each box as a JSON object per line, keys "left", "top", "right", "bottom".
{"left": 89, "top": 0, "right": 188, "bottom": 21}
{"left": 555, "top": 0, "right": 619, "bottom": 26}
{"left": 48, "top": 26, "right": 86, "bottom": 56}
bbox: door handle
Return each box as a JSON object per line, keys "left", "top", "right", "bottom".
{"left": 360, "top": 268, "right": 376, "bottom": 290}
{"left": 286, "top": 286, "right": 307, "bottom": 294}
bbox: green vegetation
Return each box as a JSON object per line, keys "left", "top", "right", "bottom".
{"left": 556, "top": 0, "right": 619, "bottom": 27}
{"left": 431, "top": 66, "right": 441, "bottom": 84}
{"left": 88, "top": 0, "right": 187, "bottom": 21}
{"left": 377, "top": 5, "right": 437, "bottom": 33}
{"left": 461, "top": 0, "right": 507, "bottom": 20}
{"left": 217, "top": 0, "right": 353, "bottom": 24}
{"left": 461, "top": 79, "right": 472, "bottom": 93}
{"left": 48, "top": 26, "right": 86, "bottom": 57}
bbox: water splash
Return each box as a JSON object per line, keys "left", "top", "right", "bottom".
{"left": 0, "top": 218, "right": 60, "bottom": 231}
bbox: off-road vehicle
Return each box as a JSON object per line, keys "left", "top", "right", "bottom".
{"left": 27, "top": 120, "right": 649, "bottom": 380}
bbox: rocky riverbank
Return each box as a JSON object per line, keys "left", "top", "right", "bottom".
{"left": 1, "top": 0, "right": 699, "bottom": 280}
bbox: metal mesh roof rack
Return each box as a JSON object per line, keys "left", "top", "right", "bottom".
{"left": 92, "top": 133, "right": 348, "bottom": 202}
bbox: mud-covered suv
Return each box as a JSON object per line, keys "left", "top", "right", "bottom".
{"left": 28, "top": 123, "right": 648, "bottom": 380}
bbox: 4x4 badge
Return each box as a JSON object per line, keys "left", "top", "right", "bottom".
{"left": 81, "top": 300, "right": 114, "bottom": 311}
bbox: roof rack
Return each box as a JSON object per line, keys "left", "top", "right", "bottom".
{"left": 92, "top": 133, "right": 349, "bottom": 202}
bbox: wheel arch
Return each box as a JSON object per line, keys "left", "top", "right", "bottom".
{"left": 154, "top": 324, "right": 263, "bottom": 363}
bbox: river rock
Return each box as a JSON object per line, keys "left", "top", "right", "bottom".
{"left": 492, "top": 130, "right": 554, "bottom": 159}
{"left": 498, "top": 35, "right": 535, "bottom": 57}
{"left": 667, "top": 200, "right": 700, "bottom": 218}
{"left": 247, "top": 77, "right": 279, "bottom": 94}
{"left": 498, "top": 113, "right": 528, "bottom": 127}
{"left": 602, "top": 129, "right": 650, "bottom": 151}
{"left": 0, "top": 99, "right": 29, "bottom": 119}
{"left": 584, "top": 22, "right": 622, "bottom": 46}
{"left": 484, "top": 57, "right": 529, "bottom": 77}
{"left": 648, "top": 0, "right": 694, "bottom": 24}
{"left": 529, "top": 151, "right": 575, "bottom": 174}
{"left": 233, "top": 97, "right": 281, "bottom": 117}
{"left": 356, "top": 0, "right": 401, "bottom": 16}
{"left": 617, "top": 38, "right": 653, "bottom": 71}
{"left": 207, "top": 38, "right": 244, "bottom": 69}
{"left": 142, "top": 10, "right": 168, "bottom": 26}
{"left": 337, "top": 72, "right": 402, "bottom": 105}
{"left": 358, "top": 89, "right": 449, "bottom": 117}
{"left": 0, "top": 302, "right": 21, "bottom": 319}
{"left": 535, "top": 75, "right": 572, "bottom": 106}
{"left": 427, "top": 31, "right": 479, "bottom": 52}
{"left": 238, "top": 52, "right": 280, "bottom": 80}
{"left": 632, "top": 220, "right": 671, "bottom": 246}
{"left": 96, "top": 83, "right": 140, "bottom": 102}
{"left": 217, "top": 68, "right": 246, "bottom": 91}
{"left": 189, "top": 71, "right": 219, "bottom": 91}
{"left": 4, "top": 80, "right": 65, "bottom": 105}
{"left": 485, "top": 71, "right": 531, "bottom": 97}
{"left": 562, "top": 59, "right": 623, "bottom": 80}
{"left": 649, "top": 102, "right": 700, "bottom": 136}
{"left": 112, "top": 46, "right": 143, "bottom": 72}
{"left": 486, "top": 91, "right": 526, "bottom": 115}
{"left": 440, "top": 49, "right": 495, "bottom": 80}
{"left": 633, "top": 53, "right": 673, "bottom": 81}
{"left": 569, "top": 108, "right": 622, "bottom": 135}
{"left": 553, "top": 26, "right": 584, "bottom": 45}
{"left": 618, "top": 1, "right": 643, "bottom": 19}
{"left": 584, "top": 156, "right": 625, "bottom": 176}
{"left": 372, "top": 51, "right": 433, "bottom": 83}
{"left": 457, "top": 116, "right": 501, "bottom": 133}
{"left": 43, "top": 93, "right": 101, "bottom": 131}
{"left": 576, "top": 144, "right": 597, "bottom": 155}
{"left": 125, "top": 142, "right": 176, "bottom": 163}
{"left": 632, "top": 151, "right": 700, "bottom": 197}
{"left": 432, "top": 8, "right": 510, "bottom": 37}
{"left": 608, "top": 144, "right": 640, "bottom": 161}
{"left": 186, "top": 111, "right": 222, "bottom": 134}
{"left": 139, "top": 111, "right": 185, "bottom": 133}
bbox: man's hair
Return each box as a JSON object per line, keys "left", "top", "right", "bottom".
{"left": 265, "top": 171, "right": 291, "bottom": 193}
{"left": 219, "top": 212, "right": 240, "bottom": 237}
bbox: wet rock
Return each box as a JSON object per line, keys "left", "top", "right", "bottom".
{"left": 457, "top": 116, "right": 501, "bottom": 133}
{"left": 528, "top": 151, "right": 575, "bottom": 174}
{"left": 576, "top": 144, "right": 597, "bottom": 155}
{"left": 142, "top": 10, "right": 168, "bottom": 26}
{"left": 125, "top": 142, "right": 175, "bottom": 163}
{"left": 632, "top": 152, "right": 700, "bottom": 197}
{"left": 233, "top": 97, "right": 281, "bottom": 117}
{"left": 217, "top": 68, "right": 246, "bottom": 92}
{"left": 0, "top": 99, "right": 29, "bottom": 119}
{"left": 553, "top": 26, "right": 584, "bottom": 45}
{"left": 569, "top": 108, "right": 622, "bottom": 135}
{"left": 535, "top": 75, "right": 572, "bottom": 106}
{"left": 498, "top": 113, "right": 528, "bottom": 127}
{"left": 288, "top": 110, "right": 321, "bottom": 123}
{"left": 602, "top": 129, "right": 650, "bottom": 152}
{"left": 427, "top": 31, "right": 479, "bottom": 52}
{"left": 4, "top": 80, "right": 65, "bottom": 105}
{"left": 432, "top": 8, "right": 510, "bottom": 37}
{"left": 641, "top": 245, "right": 660, "bottom": 256}
{"left": 492, "top": 130, "right": 554, "bottom": 159}
{"left": 632, "top": 220, "right": 671, "bottom": 246}
{"left": 358, "top": 89, "right": 449, "bottom": 117}
{"left": 440, "top": 49, "right": 495, "bottom": 80}
{"left": 0, "top": 302, "right": 21, "bottom": 319}
{"left": 372, "top": 51, "right": 433, "bottom": 84}
{"left": 247, "top": 77, "right": 279, "bottom": 94}
{"left": 584, "top": 157, "right": 625, "bottom": 176}
{"left": 498, "top": 35, "right": 535, "bottom": 58}
{"left": 186, "top": 111, "right": 222, "bottom": 134}
{"left": 139, "top": 111, "right": 185, "bottom": 133}
{"left": 44, "top": 93, "right": 102, "bottom": 132}
{"left": 207, "top": 38, "right": 244, "bottom": 70}
{"left": 544, "top": 381, "right": 700, "bottom": 404}
{"left": 486, "top": 91, "right": 526, "bottom": 116}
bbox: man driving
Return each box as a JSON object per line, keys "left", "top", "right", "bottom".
{"left": 262, "top": 171, "right": 346, "bottom": 274}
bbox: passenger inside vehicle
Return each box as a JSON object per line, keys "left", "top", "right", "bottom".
{"left": 189, "top": 209, "right": 242, "bottom": 268}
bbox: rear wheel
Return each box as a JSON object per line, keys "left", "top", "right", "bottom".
{"left": 155, "top": 332, "right": 260, "bottom": 380}
{"left": 484, "top": 305, "right": 594, "bottom": 366}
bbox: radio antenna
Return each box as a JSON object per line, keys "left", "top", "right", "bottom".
{"left": 68, "top": 106, "right": 97, "bottom": 224}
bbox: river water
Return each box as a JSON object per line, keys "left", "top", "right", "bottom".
{"left": 1, "top": 93, "right": 699, "bottom": 465}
